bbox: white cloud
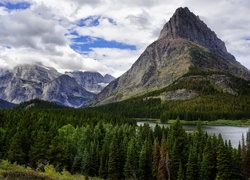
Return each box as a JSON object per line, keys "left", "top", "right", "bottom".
{"left": 86, "top": 47, "right": 142, "bottom": 77}
{"left": 0, "top": 0, "right": 250, "bottom": 77}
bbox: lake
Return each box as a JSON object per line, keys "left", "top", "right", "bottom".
{"left": 137, "top": 121, "right": 250, "bottom": 148}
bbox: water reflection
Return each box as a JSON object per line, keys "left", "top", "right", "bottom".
{"left": 137, "top": 121, "right": 250, "bottom": 148}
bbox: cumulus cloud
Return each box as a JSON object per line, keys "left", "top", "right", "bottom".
{"left": 0, "top": 0, "right": 250, "bottom": 77}
{"left": 86, "top": 47, "right": 142, "bottom": 77}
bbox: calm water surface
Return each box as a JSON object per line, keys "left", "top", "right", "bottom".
{"left": 137, "top": 121, "right": 250, "bottom": 148}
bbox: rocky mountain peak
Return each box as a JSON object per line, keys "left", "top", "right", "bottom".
{"left": 0, "top": 64, "right": 115, "bottom": 107}
{"left": 65, "top": 71, "right": 115, "bottom": 94}
{"left": 92, "top": 7, "right": 250, "bottom": 106}
{"left": 158, "top": 7, "right": 235, "bottom": 62}
{"left": 13, "top": 64, "right": 61, "bottom": 83}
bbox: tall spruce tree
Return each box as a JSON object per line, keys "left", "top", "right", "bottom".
{"left": 158, "top": 137, "right": 169, "bottom": 180}
{"left": 216, "top": 140, "right": 232, "bottom": 179}
{"left": 246, "top": 129, "right": 250, "bottom": 178}
{"left": 177, "top": 161, "right": 185, "bottom": 180}
{"left": 186, "top": 146, "right": 198, "bottom": 180}
{"left": 152, "top": 139, "right": 160, "bottom": 179}
{"left": 124, "top": 138, "right": 139, "bottom": 179}
{"left": 108, "top": 130, "right": 123, "bottom": 180}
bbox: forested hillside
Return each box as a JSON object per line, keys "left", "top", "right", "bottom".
{"left": 93, "top": 93, "right": 250, "bottom": 122}
{"left": 92, "top": 68, "right": 250, "bottom": 122}
{"left": 0, "top": 108, "right": 250, "bottom": 179}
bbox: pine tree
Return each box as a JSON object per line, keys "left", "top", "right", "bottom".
{"left": 29, "top": 130, "right": 51, "bottom": 168}
{"left": 231, "top": 148, "right": 243, "bottom": 180}
{"left": 0, "top": 127, "right": 6, "bottom": 158}
{"left": 154, "top": 124, "right": 162, "bottom": 142}
{"left": 177, "top": 161, "right": 185, "bottom": 180}
{"left": 124, "top": 138, "right": 139, "bottom": 179}
{"left": 199, "top": 137, "right": 216, "bottom": 180}
{"left": 152, "top": 139, "right": 160, "bottom": 179}
{"left": 241, "top": 134, "right": 249, "bottom": 179}
{"left": 158, "top": 137, "right": 169, "bottom": 180}
{"left": 138, "top": 137, "right": 153, "bottom": 180}
{"left": 7, "top": 132, "right": 27, "bottom": 164}
{"left": 186, "top": 146, "right": 198, "bottom": 180}
{"left": 48, "top": 135, "right": 67, "bottom": 170}
{"left": 246, "top": 129, "right": 250, "bottom": 178}
{"left": 139, "top": 143, "right": 147, "bottom": 180}
{"left": 167, "top": 120, "right": 189, "bottom": 180}
{"left": 216, "top": 140, "right": 232, "bottom": 179}
{"left": 108, "top": 134, "right": 121, "bottom": 180}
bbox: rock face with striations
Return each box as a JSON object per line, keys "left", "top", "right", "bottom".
{"left": 93, "top": 7, "right": 250, "bottom": 105}
{"left": 43, "top": 74, "right": 95, "bottom": 107}
{"left": 65, "top": 71, "right": 115, "bottom": 94}
{"left": 0, "top": 64, "right": 109, "bottom": 107}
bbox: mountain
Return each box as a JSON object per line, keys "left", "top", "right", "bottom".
{"left": 93, "top": 7, "right": 250, "bottom": 105}
{"left": 0, "top": 65, "right": 61, "bottom": 104}
{"left": 43, "top": 74, "right": 94, "bottom": 107}
{"left": 65, "top": 71, "right": 115, "bottom": 94}
{"left": 0, "top": 64, "right": 110, "bottom": 107}
{"left": 0, "top": 99, "right": 16, "bottom": 108}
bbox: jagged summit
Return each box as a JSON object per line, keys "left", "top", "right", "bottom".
{"left": 0, "top": 64, "right": 114, "bottom": 107}
{"left": 93, "top": 7, "right": 250, "bottom": 105}
{"left": 158, "top": 7, "right": 235, "bottom": 63}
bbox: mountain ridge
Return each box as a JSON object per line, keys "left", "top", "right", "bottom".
{"left": 0, "top": 64, "right": 115, "bottom": 107}
{"left": 92, "top": 7, "right": 250, "bottom": 106}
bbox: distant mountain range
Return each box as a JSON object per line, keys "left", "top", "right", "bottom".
{"left": 0, "top": 64, "right": 115, "bottom": 107}
{"left": 92, "top": 7, "right": 250, "bottom": 105}
{"left": 1, "top": 7, "right": 250, "bottom": 109}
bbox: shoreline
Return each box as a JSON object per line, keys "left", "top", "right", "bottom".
{"left": 135, "top": 118, "right": 250, "bottom": 127}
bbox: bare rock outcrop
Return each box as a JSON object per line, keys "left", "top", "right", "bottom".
{"left": 93, "top": 7, "right": 250, "bottom": 105}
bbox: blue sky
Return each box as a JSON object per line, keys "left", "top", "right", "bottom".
{"left": 0, "top": 0, "right": 250, "bottom": 77}
{"left": 0, "top": 1, "right": 30, "bottom": 10}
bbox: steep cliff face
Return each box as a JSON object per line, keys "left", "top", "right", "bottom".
{"left": 158, "top": 8, "right": 228, "bottom": 59}
{"left": 43, "top": 75, "right": 95, "bottom": 107}
{"left": 0, "top": 64, "right": 105, "bottom": 107}
{"left": 66, "top": 71, "right": 115, "bottom": 94}
{"left": 0, "top": 65, "right": 60, "bottom": 104}
{"left": 13, "top": 64, "right": 61, "bottom": 83}
{"left": 93, "top": 7, "right": 250, "bottom": 105}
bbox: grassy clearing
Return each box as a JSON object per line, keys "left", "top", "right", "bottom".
{"left": 0, "top": 160, "right": 101, "bottom": 180}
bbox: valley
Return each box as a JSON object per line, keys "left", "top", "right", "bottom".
{"left": 0, "top": 6, "right": 250, "bottom": 180}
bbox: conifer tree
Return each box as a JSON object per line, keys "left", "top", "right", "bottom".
{"left": 158, "top": 137, "right": 169, "bottom": 180}
{"left": 177, "top": 161, "right": 185, "bottom": 180}
{"left": 241, "top": 134, "right": 249, "bottom": 179}
{"left": 139, "top": 143, "right": 147, "bottom": 180}
{"left": 108, "top": 134, "right": 121, "bottom": 180}
{"left": 124, "top": 138, "right": 139, "bottom": 179}
{"left": 7, "top": 132, "right": 27, "bottom": 164}
{"left": 246, "top": 129, "right": 250, "bottom": 178}
{"left": 186, "top": 146, "right": 198, "bottom": 180}
{"left": 199, "top": 137, "right": 216, "bottom": 180}
{"left": 167, "top": 119, "right": 188, "bottom": 180}
{"left": 216, "top": 140, "right": 232, "bottom": 179}
{"left": 152, "top": 139, "right": 160, "bottom": 179}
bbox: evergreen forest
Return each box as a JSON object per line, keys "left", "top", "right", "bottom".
{"left": 0, "top": 106, "right": 250, "bottom": 179}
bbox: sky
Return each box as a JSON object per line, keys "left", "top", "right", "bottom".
{"left": 0, "top": 0, "right": 250, "bottom": 77}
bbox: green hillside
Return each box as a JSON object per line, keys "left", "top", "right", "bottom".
{"left": 92, "top": 69, "right": 250, "bottom": 122}
{"left": 16, "top": 99, "right": 65, "bottom": 109}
